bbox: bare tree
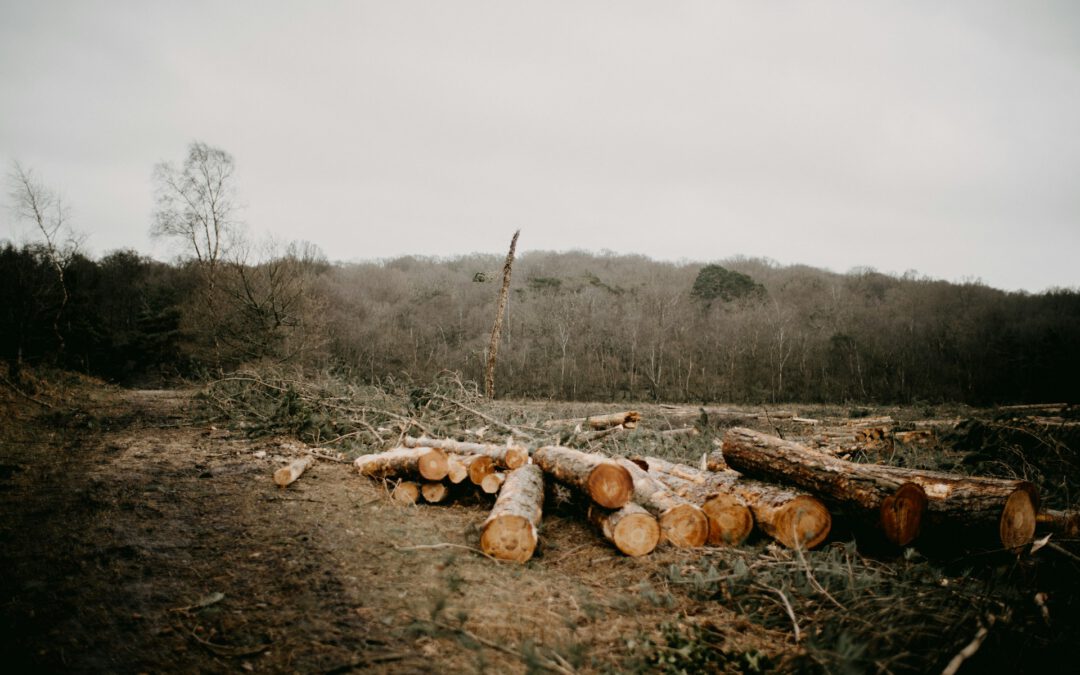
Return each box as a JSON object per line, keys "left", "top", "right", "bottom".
{"left": 6, "top": 161, "right": 81, "bottom": 358}
{"left": 484, "top": 230, "right": 519, "bottom": 398}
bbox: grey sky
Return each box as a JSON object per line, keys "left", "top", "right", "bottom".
{"left": 2, "top": 1, "right": 1078, "bottom": 292}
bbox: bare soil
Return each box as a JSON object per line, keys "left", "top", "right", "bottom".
{"left": 0, "top": 385, "right": 788, "bottom": 673}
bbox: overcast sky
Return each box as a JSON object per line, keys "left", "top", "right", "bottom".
{"left": 2, "top": 1, "right": 1078, "bottom": 292}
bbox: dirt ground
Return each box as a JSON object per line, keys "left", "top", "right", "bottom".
{"left": 0, "top": 385, "right": 791, "bottom": 674}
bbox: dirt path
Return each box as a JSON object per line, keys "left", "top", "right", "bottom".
{"left": 0, "top": 386, "right": 787, "bottom": 673}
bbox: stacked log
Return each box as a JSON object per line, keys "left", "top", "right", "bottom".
{"left": 480, "top": 464, "right": 545, "bottom": 562}
{"left": 532, "top": 446, "right": 633, "bottom": 509}
{"left": 722, "top": 428, "right": 1038, "bottom": 549}
{"left": 403, "top": 436, "right": 528, "bottom": 470}
{"left": 355, "top": 447, "right": 449, "bottom": 481}
{"left": 617, "top": 459, "right": 709, "bottom": 548}
{"left": 588, "top": 503, "right": 661, "bottom": 556}
{"left": 638, "top": 456, "right": 829, "bottom": 549}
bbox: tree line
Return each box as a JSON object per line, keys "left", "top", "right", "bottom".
{"left": 4, "top": 144, "right": 1078, "bottom": 404}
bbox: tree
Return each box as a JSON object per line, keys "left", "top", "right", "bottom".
{"left": 691, "top": 264, "right": 765, "bottom": 303}
{"left": 6, "top": 161, "right": 81, "bottom": 361}
{"left": 152, "top": 142, "right": 240, "bottom": 365}
{"left": 484, "top": 230, "right": 519, "bottom": 398}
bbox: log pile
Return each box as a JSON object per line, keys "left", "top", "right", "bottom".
{"left": 345, "top": 413, "right": 1041, "bottom": 561}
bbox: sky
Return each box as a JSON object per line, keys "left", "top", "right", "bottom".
{"left": 2, "top": 1, "right": 1079, "bottom": 293}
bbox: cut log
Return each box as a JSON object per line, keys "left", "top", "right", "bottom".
{"left": 639, "top": 456, "right": 828, "bottom": 549}
{"left": 544, "top": 411, "right": 641, "bottom": 431}
{"left": 421, "top": 482, "right": 450, "bottom": 503}
{"left": 402, "top": 436, "right": 528, "bottom": 469}
{"left": 391, "top": 480, "right": 420, "bottom": 504}
{"left": 481, "top": 472, "right": 505, "bottom": 495}
{"left": 355, "top": 447, "right": 449, "bottom": 481}
{"left": 446, "top": 456, "right": 469, "bottom": 484}
{"left": 464, "top": 455, "right": 496, "bottom": 485}
{"left": 1036, "top": 509, "right": 1080, "bottom": 537}
{"left": 274, "top": 455, "right": 315, "bottom": 488}
{"left": 588, "top": 503, "right": 661, "bottom": 557}
{"left": 723, "top": 427, "right": 1038, "bottom": 549}
{"left": 617, "top": 459, "right": 708, "bottom": 548}
{"left": 532, "top": 446, "right": 633, "bottom": 509}
{"left": 480, "top": 464, "right": 544, "bottom": 562}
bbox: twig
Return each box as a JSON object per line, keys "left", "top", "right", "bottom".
{"left": 189, "top": 628, "right": 268, "bottom": 657}
{"left": 941, "top": 617, "right": 994, "bottom": 675}
{"left": 427, "top": 392, "right": 534, "bottom": 439}
{"left": 420, "top": 617, "right": 576, "bottom": 675}
{"left": 759, "top": 584, "right": 800, "bottom": 643}
{"left": 394, "top": 542, "right": 505, "bottom": 563}
{"left": 0, "top": 372, "right": 53, "bottom": 408}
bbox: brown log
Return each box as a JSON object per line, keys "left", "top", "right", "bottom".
{"left": 723, "top": 427, "right": 1038, "bottom": 549}
{"left": 403, "top": 436, "right": 528, "bottom": 469}
{"left": 1036, "top": 509, "right": 1080, "bottom": 537}
{"left": 640, "top": 456, "right": 827, "bottom": 549}
{"left": 421, "top": 482, "right": 450, "bottom": 503}
{"left": 354, "top": 447, "right": 449, "bottom": 481}
{"left": 446, "top": 456, "right": 469, "bottom": 484}
{"left": 274, "top": 455, "right": 315, "bottom": 488}
{"left": 532, "top": 446, "right": 633, "bottom": 509}
{"left": 480, "top": 464, "right": 544, "bottom": 562}
{"left": 544, "top": 411, "right": 641, "bottom": 431}
{"left": 481, "top": 472, "right": 505, "bottom": 495}
{"left": 617, "top": 459, "right": 708, "bottom": 548}
{"left": 464, "top": 455, "right": 496, "bottom": 485}
{"left": 588, "top": 503, "right": 661, "bottom": 557}
{"left": 391, "top": 480, "right": 420, "bottom": 504}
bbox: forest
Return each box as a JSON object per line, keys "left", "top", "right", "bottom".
{"left": 3, "top": 238, "right": 1078, "bottom": 406}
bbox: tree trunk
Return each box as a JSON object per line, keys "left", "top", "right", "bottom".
{"left": 403, "top": 436, "right": 528, "bottom": 470}
{"left": 354, "top": 447, "right": 449, "bottom": 482}
{"left": 723, "top": 428, "right": 1037, "bottom": 549}
{"left": 421, "top": 482, "right": 450, "bottom": 503}
{"left": 532, "top": 446, "right": 633, "bottom": 509}
{"left": 617, "top": 459, "right": 708, "bottom": 548}
{"left": 485, "top": 230, "right": 519, "bottom": 399}
{"left": 588, "top": 503, "right": 661, "bottom": 557}
{"left": 642, "top": 456, "right": 831, "bottom": 549}
{"left": 480, "top": 464, "right": 544, "bottom": 562}
{"left": 273, "top": 455, "right": 315, "bottom": 488}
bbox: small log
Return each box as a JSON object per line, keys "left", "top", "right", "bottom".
{"left": 446, "top": 456, "right": 469, "bottom": 484}
{"left": 723, "top": 428, "right": 1038, "bottom": 549}
{"left": 480, "top": 464, "right": 545, "bottom": 562}
{"left": 274, "top": 455, "right": 315, "bottom": 488}
{"left": 421, "top": 482, "right": 450, "bottom": 503}
{"left": 403, "top": 436, "right": 528, "bottom": 469}
{"left": 588, "top": 503, "right": 661, "bottom": 557}
{"left": 464, "top": 455, "right": 496, "bottom": 485}
{"left": 481, "top": 472, "right": 505, "bottom": 495}
{"left": 355, "top": 447, "right": 449, "bottom": 481}
{"left": 391, "top": 480, "right": 420, "bottom": 504}
{"left": 617, "top": 459, "right": 708, "bottom": 548}
{"left": 532, "top": 446, "right": 633, "bottom": 509}
{"left": 640, "top": 456, "right": 828, "bottom": 549}
{"left": 544, "top": 411, "right": 642, "bottom": 431}
{"left": 1036, "top": 509, "right": 1080, "bottom": 537}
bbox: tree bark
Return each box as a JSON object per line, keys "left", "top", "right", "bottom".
{"left": 403, "top": 436, "right": 528, "bottom": 470}
{"left": 617, "top": 459, "right": 708, "bottom": 548}
{"left": 1037, "top": 509, "right": 1080, "bottom": 537}
{"left": 485, "top": 229, "right": 519, "bottom": 399}
{"left": 723, "top": 427, "right": 1038, "bottom": 549}
{"left": 273, "top": 455, "right": 315, "bottom": 488}
{"left": 588, "top": 503, "right": 661, "bottom": 557}
{"left": 532, "top": 446, "right": 633, "bottom": 509}
{"left": 480, "top": 464, "right": 543, "bottom": 562}
{"left": 354, "top": 447, "right": 449, "bottom": 481}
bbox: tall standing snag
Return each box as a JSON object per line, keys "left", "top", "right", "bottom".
{"left": 480, "top": 464, "right": 544, "bottom": 562}
{"left": 484, "top": 229, "right": 519, "bottom": 399}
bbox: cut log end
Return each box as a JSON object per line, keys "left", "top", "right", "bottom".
{"left": 480, "top": 514, "right": 538, "bottom": 563}
{"left": 421, "top": 482, "right": 450, "bottom": 503}
{"left": 774, "top": 496, "right": 832, "bottom": 550}
{"left": 391, "top": 481, "right": 420, "bottom": 505}
{"left": 273, "top": 455, "right": 314, "bottom": 488}
{"left": 587, "top": 463, "right": 634, "bottom": 509}
{"left": 504, "top": 446, "right": 529, "bottom": 469}
{"left": 481, "top": 472, "right": 506, "bottom": 494}
{"left": 446, "top": 456, "right": 469, "bottom": 484}
{"left": 701, "top": 494, "right": 754, "bottom": 547}
{"left": 880, "top": 482, "right": 927, "bottom": 547}
{"left": 659, "top": 504, "right": 709, "bottom": 548}
{"left": 466, "top": 455, "right": 495, "bottom": 484}
{"left": 417, "top": 448, "right": 450, "bottom": 481}
{"left": 612, "top": 511, "right": 661, "bottom": 556}
{"left": 1000, "top": 487, "right": 1037, "bottom": 550}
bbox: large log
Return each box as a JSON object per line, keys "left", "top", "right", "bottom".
{"left": 617, "top": 459, "right": 708, "bottom": 548}
{"left": 480, "top": 464, "right": 544, "bottom": 562}
{"left": 274, "top": 455, "right": 315, "bottom": 488}
{"left": 588, "top": 503, "right": 661, "bottom": 557}
{"left": 354, "top": 447, "right": 449, "bottom": 481}
{"left": 639, "top": 456, "right": 830, "bottom": 549}
{"left": 722, "top": 428, "right": 1037, "bottom": 549}
{"left": 532, "top": 446, "right": 633, "bottom": 509}
{"left": 403, "top": 436, "right": 528, "bottom": 469}
{"left": 631, "top": 457, "right": 753, "bottom": 547}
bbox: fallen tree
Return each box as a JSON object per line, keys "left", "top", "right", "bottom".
{"left": 354, "top": 447, "right": 450, "bottom": 482}
{"left": 479, "top": 464, "right": 545, "bottom": 562}
{"left": 638, "top": 456, "right": 828, "bottom": 549}
{"left": 403, "top": 436, "right": 528, "bottom": 469}
{"left": 722, "top": 428, "right": 1038, "bottom": 549}
{"left": 533, "top": 446, "right": 633, "bottom": 509}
